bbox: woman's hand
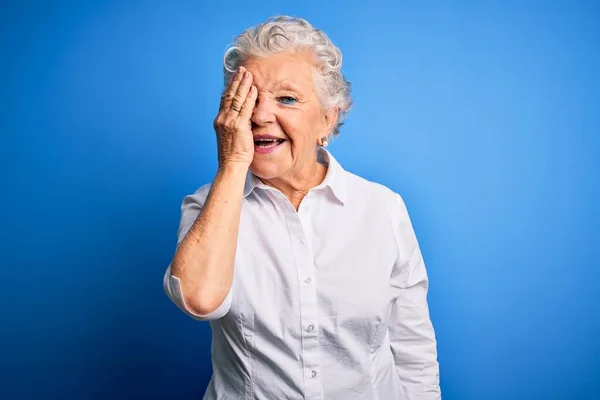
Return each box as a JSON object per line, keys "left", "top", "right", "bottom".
{"left": 214, "top": 66, "right": 258, "bottom": 168}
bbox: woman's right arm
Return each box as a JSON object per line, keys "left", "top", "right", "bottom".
{"left": 166, "top": 66, "right": 257, "bottom": 318}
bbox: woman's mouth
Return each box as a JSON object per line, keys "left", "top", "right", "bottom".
{"left": 254, "top": 138, "right": 286, "bottom": 154}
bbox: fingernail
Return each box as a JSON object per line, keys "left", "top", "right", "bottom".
{"left": 244, "top": 71, "right": 250, "bottom": 78}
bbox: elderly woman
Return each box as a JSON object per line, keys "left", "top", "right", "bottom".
{"left": 164, "top": 16, "right": 440, "bottom": 400}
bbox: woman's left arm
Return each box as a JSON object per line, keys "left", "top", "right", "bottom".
{"left": 388, "top": 193, "right": 441, "bottom": 399}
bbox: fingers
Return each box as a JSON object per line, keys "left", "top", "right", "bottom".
{"left": 238, "top": 85, "right": 257, "bottom": 119}
{"left": 220, "top": 66, "right": 245, "bottom": 110}
{"left": 230, "top": 70, "right": 253, "bottom": 113}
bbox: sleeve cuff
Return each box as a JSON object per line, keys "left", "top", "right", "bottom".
{"left": 163, "top": 265, "right": 232, "bottom": 321}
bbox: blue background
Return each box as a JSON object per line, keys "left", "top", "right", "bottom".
{"left": 1, "top": 1, "right": 598, "bottom": 399}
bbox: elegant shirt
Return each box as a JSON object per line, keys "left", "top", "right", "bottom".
{"left": 163, "top": 148, "right": 440, "bottom": 400}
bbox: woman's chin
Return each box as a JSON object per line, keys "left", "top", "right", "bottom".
{"left": 249, "top": 159, "right": 286, "bottom": 180}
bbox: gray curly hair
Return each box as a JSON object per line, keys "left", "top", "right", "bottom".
{"left": 222, "top": 16, "right": 352, "bottom": 139}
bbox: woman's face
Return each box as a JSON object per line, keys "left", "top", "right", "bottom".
{"left": 243, "top": 51, "right": 336, "bottom": 181}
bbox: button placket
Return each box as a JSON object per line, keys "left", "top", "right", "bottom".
{"left": 287, "top": 207, "right": 321, "bottom": 399}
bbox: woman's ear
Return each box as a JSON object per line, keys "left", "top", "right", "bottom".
{"left": 323, "top": 107, "right": 339, "bottom": 135}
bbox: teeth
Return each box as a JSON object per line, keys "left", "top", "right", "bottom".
{"left": 255, "top": 138, "right": 283, "bottom": 148}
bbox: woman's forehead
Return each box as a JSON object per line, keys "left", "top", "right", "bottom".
{"left": 244, "top": 52, "right": 315, "bottom": 91}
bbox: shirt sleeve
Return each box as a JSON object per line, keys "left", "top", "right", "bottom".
{"left": 162, "top": 186, "right": 233, "bottom": 321}
{"left": 388, "top": 193, "right": 441, "bottom": 399}
{"left": 163, "top": 262, "right": 233, "bottom": 321}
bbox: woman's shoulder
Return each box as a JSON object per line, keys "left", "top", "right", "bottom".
{"left": 342, "top": 170, "right": 414, "bottom": 237}
{"left": 343, "top": 170, "right": 403, "bottom": 205}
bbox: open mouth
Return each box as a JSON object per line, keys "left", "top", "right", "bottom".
{"left": 254, "top": 138, "right": 286, "bottom": 148}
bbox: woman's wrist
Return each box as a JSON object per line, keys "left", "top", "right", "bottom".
{"left": 217, "top": 161, "right": 250, "bottom": 177}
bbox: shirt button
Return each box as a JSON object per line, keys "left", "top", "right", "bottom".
{"left": 304, "top": 277, "right": 311, "bottom": 283}
{"left": 310, "top": 370, "right": 317, "bottom": 378}
{"left": 307, "top": 324, "right": 315, "bottom": 332}
{"left": 304, "top": 205, "right": 310, "bottom": 212}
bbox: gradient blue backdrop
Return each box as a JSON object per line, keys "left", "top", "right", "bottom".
{"left": 1, "top": 1, "right": 598, "bottom": 399}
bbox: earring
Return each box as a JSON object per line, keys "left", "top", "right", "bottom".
{"left": 320, "top": 137, "right": 329, "bottom": 147}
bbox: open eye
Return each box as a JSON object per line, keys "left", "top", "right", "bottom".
{"left": 278, "top": 96, "right": 298, "bottom": 105}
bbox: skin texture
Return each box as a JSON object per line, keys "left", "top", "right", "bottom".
{"left": 170, "top": 51, "right": 337, "bottom": 315}
{"left": 245, "top": 51, "right": 338, "bottom": 208}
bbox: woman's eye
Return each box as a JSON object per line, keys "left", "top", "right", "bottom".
{"left": 278, "top": 96, "right": 297, "bottom": 105}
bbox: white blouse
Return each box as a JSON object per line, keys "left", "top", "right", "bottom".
{"left": 164, "top": 148, "right": 440, "bottom": 399}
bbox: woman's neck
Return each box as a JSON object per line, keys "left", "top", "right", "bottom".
{"left": 260, "top": 159, "right": 328, "bottom": 210}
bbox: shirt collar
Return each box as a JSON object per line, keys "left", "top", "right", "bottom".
{"left": 243, "top": 147, "right": 347, "bottom": 205}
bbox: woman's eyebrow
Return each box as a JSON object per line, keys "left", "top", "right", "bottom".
{"left": 272, "top": 80, "right": 302, "bottom": 92}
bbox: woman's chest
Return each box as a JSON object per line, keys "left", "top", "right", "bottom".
{"left": 225, "top": 203, "right": 398, "bottom": 350}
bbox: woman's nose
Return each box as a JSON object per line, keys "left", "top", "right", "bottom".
{"left": 251, "top": 97, "right": 276, "bottom": 126}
